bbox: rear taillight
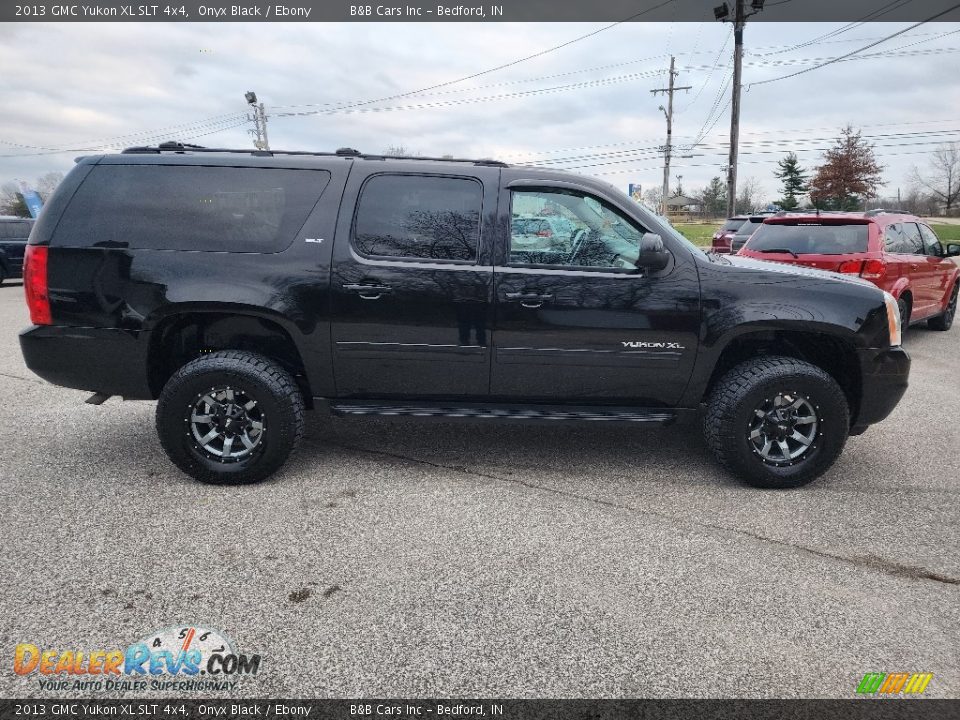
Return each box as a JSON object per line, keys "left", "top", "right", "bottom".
{"left": 860, "top": 259, "right": 886, "bottom": 279}
{"left": 23, "top": 245, "right": 51, "bottom": 325}
{"left": 836, "top": 258, "right": 886, "bottom": 280}
{"left": 837, "top": 260, "right": 862, "bottom": 274}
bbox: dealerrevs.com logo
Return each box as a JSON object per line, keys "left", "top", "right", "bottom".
{"left": 856, "top": 672, "right": 934, "bottom": 696}
{"left": 14, "top": 625, "right": 261, "bottom": 692}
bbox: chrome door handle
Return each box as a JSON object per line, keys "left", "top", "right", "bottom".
{"left": 505, "top": 292, "right": 553, "bottom": 300}
{"left": 343, "top": 283, "right": 393, "bottom": 299}
{"left": 505, "top": 292, "right": 552, "bottom": 309}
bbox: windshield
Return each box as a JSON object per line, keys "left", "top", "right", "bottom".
{"left": 733, "top": 220, "right": 762, "bottom": 237}
{"left": 746, "top": 223, "right": 870, "bottom": 255}
{"left": 721, "top": 219, "right": 745, "bottom": 232}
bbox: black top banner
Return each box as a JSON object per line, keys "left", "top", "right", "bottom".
{"left": 0, "top": 699, "right": 958, "bottom": 720}
{"left": 5, "top": 0, "right": 960, "bottom": 23}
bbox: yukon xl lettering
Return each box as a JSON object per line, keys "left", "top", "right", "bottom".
{"left": 19, "top": 144, "right": 910, "bottom": 489}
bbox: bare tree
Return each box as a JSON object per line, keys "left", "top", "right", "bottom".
{"left": 735, "top": 177, "right": 764, "bottom": 213}
{"left": 36, "top": 171, "right": 65, "bottom": 200}
{"left": 0, "top": 182, "right": 29, "bottom": 217}
{"left": 642, "top": 187, "right": 662, "bottom": 213}
{"left": 382, "top": 145, "right": 419, "bottom": 157}
{"left": 911, "top": 142, "right": 960, "bottom": 215}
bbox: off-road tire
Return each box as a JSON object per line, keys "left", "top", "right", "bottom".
{"left": 156, "top": 351, "right": 305, "bottom": 485}
{"left": 703, "top": 356, "right": 849, "bottom": 489}
{"left": 928, "top": 283, "right": 958, "bottom": 331}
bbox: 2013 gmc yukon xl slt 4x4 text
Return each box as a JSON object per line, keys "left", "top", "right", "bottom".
{"left": 19, "top": 145, "right": 910, "bottom": 489}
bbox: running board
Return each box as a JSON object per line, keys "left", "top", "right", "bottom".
{"left": 327, "top": 401, "right": 676, "bottom": 424}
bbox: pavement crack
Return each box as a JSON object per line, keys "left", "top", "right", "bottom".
{"left": 0, "top": 370, "right": 43, "bottom": 385}
{"left": 317, "top": 438, "right": 960, "bottom": 588}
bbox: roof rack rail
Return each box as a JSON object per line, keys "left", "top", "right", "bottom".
{"left": 864, "top": 208, "right": 905, "bottom": 216}
{"left": 120, "top": 141, "right": 509, "bottom": 166}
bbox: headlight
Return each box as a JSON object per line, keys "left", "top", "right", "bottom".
{"left": 883, "top": 291, "right": 902, "bottom": 347}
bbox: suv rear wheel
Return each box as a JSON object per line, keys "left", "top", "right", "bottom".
{"left": 156, "top": 351, "right": 305, "bottom": 485}
{"left": 928, "top": 283, "right": 957, "bottom": 331}
{"left": 703, "top": 356, "right": 849, "bottom": 489}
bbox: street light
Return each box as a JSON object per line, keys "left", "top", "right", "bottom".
{"left": 244, "top": 91, "right": 258, "bottom": 105}
{"left": 751, "top": 0, "right": 765, "bottom": 10}
{"left": 713, "top": 3, "right": 730, "bottom": 20}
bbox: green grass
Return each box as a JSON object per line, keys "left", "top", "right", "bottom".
{"left": 673, "top": 222, "right": 719, "bottom": 247}
{"left": 930, "top": 224, "right": 960, "bottom": 243}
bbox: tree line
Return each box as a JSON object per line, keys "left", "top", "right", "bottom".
{"left": 692, "top": 125, "right": 959, "bottom": 218}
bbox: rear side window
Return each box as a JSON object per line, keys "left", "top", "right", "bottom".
{"left": 51, "top": 165, "right": 330, "bottom": 253}
{"left": 747, "top": 223, "right": 869, "bottom": 255}
{"left": 353, "top": 174, "right": 482, "bottom": 262}
{"left": 884, "top": 224, "right": 907, "bottom": 253}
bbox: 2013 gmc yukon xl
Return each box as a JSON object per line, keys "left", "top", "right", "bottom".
{"left": 19, "top": 144, "right": 910, "bottom": 489}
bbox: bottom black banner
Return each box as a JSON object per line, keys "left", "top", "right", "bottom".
{"left": 0, "top": 699, "right": 956, "bottom": 720}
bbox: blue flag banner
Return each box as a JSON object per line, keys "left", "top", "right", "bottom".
{"left": 18, "top": 182, "right": 43, "bottom": 218}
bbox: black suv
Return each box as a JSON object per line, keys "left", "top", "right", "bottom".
{"left": 19, "top": 145, "right": 910, "bottom": 489}
{"left": 0, "top": 216, "right": 34, "bottom": 284}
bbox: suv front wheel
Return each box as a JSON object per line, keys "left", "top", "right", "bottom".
{"left": 156, "top": 351, "right": 305, "bottom": 485}
{"left": 703, "top": 356, "right": 849, "bottom": 489}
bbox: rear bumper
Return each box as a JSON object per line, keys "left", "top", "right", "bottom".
{"left": 851, "top": 346, "right": 910, "bottom": 433}
{"left": 19, "top": 325, "right": 154, "bottom": 399}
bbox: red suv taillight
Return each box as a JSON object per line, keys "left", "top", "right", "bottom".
{"left": 860, "top": 259, "right": 886, "bottom": 279}
{"left": 837, "top": 258, "right": 886, "bottom": 280}
{"left": 23, "top": 245, "right": 51, "bottom": 325}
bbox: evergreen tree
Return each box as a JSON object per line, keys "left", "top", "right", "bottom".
{"left": 774, "top": 152, "right": 808, "bottom": 210}
{"left": 698, "top": 177, "right": 728, "bottom": 217}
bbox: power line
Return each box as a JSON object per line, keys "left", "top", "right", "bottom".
{"left": 287, "top": 0, "right": 677, "bottom": 118}
{"left": 503, "top": 117, "right": 960, "bottom": 161}
{"left": 0, "top": 118, "right": 250, "bottom": 158}
{"left": 532, "top": 127, "right": 960, "bottom": 169}
{"left": 769, "top": 0, "right": 918, "bottom": 55}
{"left": 748, "top": 2, "right": 960, "bottom": 89}
{"left": 679, "top": 27, "right": 732, "bottom": 113}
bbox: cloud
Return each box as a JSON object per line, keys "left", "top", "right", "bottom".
{"left": 1, "top": 20, "right": 958, "bottom": 206}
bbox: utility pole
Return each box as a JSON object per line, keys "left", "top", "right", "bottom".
{"left": 715, "top": 0, "right": 765, "bottom": 216}
{"left": 245, "top": 91, "right": 270, "bottom": 150}
{"left": 651, "top": 56, "right": 691, "bottom": 215}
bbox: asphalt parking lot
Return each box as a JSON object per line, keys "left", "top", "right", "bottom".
{"left": 0, "top": 282, "right": 957, "bottom": 699}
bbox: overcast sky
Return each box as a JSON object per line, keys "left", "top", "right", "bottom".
{"left": 1, "top": 20, "right": 959, "bottom": 204}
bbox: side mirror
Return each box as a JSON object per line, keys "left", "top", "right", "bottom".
{"left": 947, "top": 243, "right": 960, "bottom": 257}
{"left": 635, "top": 233, "right": 670, "bottom": 270}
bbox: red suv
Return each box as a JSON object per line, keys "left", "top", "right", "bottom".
{"left": 710, "top": 216, "right": 747, "bottom": 253}
{"left": 738, "top": 211, "right": 960, "bottom": 330}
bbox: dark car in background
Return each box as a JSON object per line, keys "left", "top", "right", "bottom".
{"left": 728, "top": 215, "right": 770, "bottom": 253}
{"left": 0, "top": 216, "right": 34, "bottom": 284}
{"left": 710, "top": 216, "right": 746, "bottom": 253}
{"left": 738, "top": 211, "right": 960, "bottom": 331}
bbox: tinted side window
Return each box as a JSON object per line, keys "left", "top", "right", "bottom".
{"left": 51, "top": 165, "right": 331, "bottom": 252}
{"left": 901, "top": 222, "right": 924, "bottom": 254}
{"left": 353, "top": 174, "right": 482, "bottom": 262}
{"left": 884, "top": 224, "right": 907, "bottom": 253}
{"left": 919, "top": 224, "right": 943, "bottom": 256}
